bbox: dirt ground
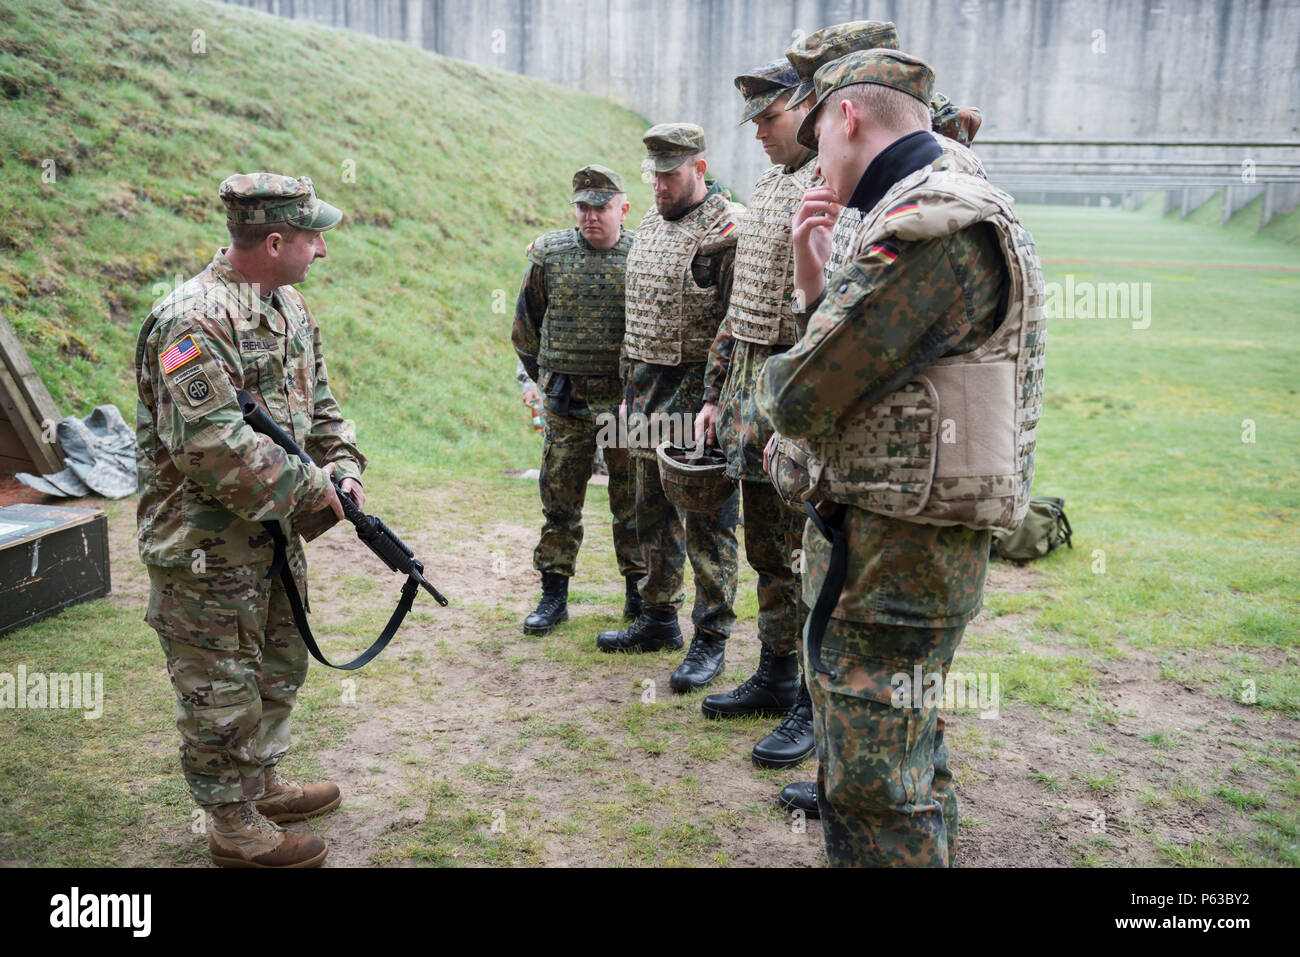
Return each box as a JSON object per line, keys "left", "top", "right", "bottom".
{"left": 23, "top": 476, "right": 1292, "bottom": 867}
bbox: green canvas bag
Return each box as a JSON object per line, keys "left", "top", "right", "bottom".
{"left": 990, "top": 497, "right": 1073, "bottom": 563}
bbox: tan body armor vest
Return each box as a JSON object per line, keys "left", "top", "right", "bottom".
{"left": 824, "top": 133, "right": 986, "bottom": 281}
{"left": 807, "top": 166, "right": 1046, "bottom": 534}
{"left": 532, "top": 227, "right": 633, "bottom": 376}
{"left": 728, "top": 158, "right": 818, "bottom": 346}
{"left": 624, "top": 192, "right": 744, "bottom": 366}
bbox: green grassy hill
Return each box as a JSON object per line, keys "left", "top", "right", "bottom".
{"left": 0, "top": 0, "right": 653, "bottom": 473}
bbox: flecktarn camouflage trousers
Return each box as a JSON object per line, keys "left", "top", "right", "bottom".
{"left": 534, "top": 406, "right": 642, "bottom": 579}
{"left": 804, "top": 618, "right": 963, "bottom": 867}
{"left": 634, "top": 455, "right": 739, "bottom": 637}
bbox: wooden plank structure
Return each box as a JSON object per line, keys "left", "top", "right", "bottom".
{"left": 0, "top": 504, "right": 110, "bottom": 637}
{"left": 0, "top": 315, "right": 63, "bottom": 475}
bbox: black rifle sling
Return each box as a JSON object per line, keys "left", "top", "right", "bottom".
{"left": 803, "top": 501, "right": 847, "bottom": 679}
{"left": 262, "top": 520, "right": 415, "bottom": 671}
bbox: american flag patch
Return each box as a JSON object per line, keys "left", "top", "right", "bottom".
{"left": 719, "top": 221, "right": 737, "bottom": 237}
{"left": 160, "top": 335, "right": 200, "bottom": 374}
{"left": 884, "top": 203, "right": 918, "bottom": 221}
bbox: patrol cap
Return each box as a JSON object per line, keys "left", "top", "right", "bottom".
{"left": 641, "top": 122, "right": 707, "bottom": 174}
{"left": 570, "top": 164, "right": 625, "bottom": 205}
{"left": 796, "top": 49, "right": 935, "bottom": 150}
{"left": 733, "top": 58, "right": 800, "bottom": 125}
{"left": 784, "top": 20, "right": 900, "bottom": 109}
{"left": 219, "top": 173, "right": 342, "bottom": 231}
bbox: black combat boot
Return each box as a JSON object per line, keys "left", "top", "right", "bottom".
{"left": 669, "top": 629, "right": 727, "bottom": 693}
{"left": 596, "top": 605, "right": 683, "bottom": 653}
{"left": 700, "top": 645, "right": 799, "bottom": 719}
{"left": 523, "top": 572, "right": 568, "bottom": 635}
{"left": 622, "top": 575, "right": 643, "bottom": 621}
{"left": 777, "top": 780, "right": 820, "bottom": 819}
{"left": 752, "top": 676, "right": 816, "bottom": 768}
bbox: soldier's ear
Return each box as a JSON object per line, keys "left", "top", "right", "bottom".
{"left": 839, "top": 97, "right": 858, "bottom": 139}
{"left": 695, "top": 158, "right": 708, "bottom": 178}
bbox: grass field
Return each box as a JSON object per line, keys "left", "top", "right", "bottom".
{"left": 0, "top": 0, "right": 1297, "bottom": 867}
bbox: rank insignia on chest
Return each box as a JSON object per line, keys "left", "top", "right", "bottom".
{"left": 160, "top": 335, "right": 200, "bottom": 374}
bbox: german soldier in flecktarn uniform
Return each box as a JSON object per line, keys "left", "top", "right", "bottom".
{"left": 769, "top": 17, "right": 993, "bottom": 824}
{"left": 512, "top": 164, "right": 645, "bottom": 634}
{"left": 136, "top": 173, "right": 366, "bottom": 867}
{"left": 690, "top": 59, "right": 816, "bottom": 771}
{"left": 595, "top": 123, "right": 747, "bottom": 696}
{"left": 757, "top": 50, "right": 1045, "bottom": 867}
{"left": 781, "top": 19, "right": 988, "bottom": 282}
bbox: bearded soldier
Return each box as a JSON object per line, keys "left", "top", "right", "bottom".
{"left": 596, "top": 124, "right": 746, "bottom": 695}
{"left": 513, "top": 165, "right": 645, "bottom": 634}
{"left": 689, "top": 60, "right": 816, "bottom": 770}
{"left": 757, "top": 50, "right": 1045, "bottom": 867}
{"left": 770, "top": 18, "right": 990, "bottom": 824}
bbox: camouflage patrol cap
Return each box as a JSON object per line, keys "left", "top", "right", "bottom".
{"left": 219, "top": 173, "right": 342, "bottom": 231}
{"left": 571, "top": 164, "right": 625, "bottom": 205}
{"left": 796, "top": 49, "right": 935, "bottom": 150}
{"left": 641, "top": 122, "right": 707, "bottom": 174}
{"left": 733, "top": 58, "right": 800, "bottom": 124}
{"left": 784, "top": 20, "right": 900, "bottom": 109}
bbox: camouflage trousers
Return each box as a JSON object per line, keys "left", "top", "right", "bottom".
{"left": 145, "top": 561, "right": 308, "bottom": 807}
{"left": 535, "top": 407, "right": 642, "bottom": 578}
{"left": 740, "top": 479, "right": 805, "bottom": 656}
{"left": 804, "top": 618, "right": 963, "bottom": 867}
{"left": 634, "top": 455, "right": 739, "bottom": 637}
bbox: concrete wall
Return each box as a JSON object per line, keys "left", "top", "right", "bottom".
{"left": 218, "top": 0, "right": 1300, "bottom": 199}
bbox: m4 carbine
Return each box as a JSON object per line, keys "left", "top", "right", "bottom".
{"left": 238, "top": 390, "right": 447, "bottom": 670}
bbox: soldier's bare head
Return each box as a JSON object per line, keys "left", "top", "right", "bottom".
{"left": 653, "top": 154, "right": 708, "bottom": 220}
{"left": 574, "top": 193, "right": 629, "bottom": 250}
{"left": 813, "top": 85, "right": 929, "bottom": 202}
{"left": 225, "top": 221, "right": 327, "bottom": 291}
{"left": 753, "top": 94, "right": 810, "bottom": 169}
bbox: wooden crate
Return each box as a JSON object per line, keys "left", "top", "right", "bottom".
{"left": 0, "top": 504, "right": 111, "bottom": 637}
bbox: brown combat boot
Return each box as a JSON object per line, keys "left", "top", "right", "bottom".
{"left": 254, "top": 767, "right": 343, "bottom": 823}
{"left": 208, "top": 801, "right": 327, "bottom": 868}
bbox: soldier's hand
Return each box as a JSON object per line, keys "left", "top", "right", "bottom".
{"left": 318, "top": 463, "right": 345, "bottom": 521}
{"left": 792, "top": 186, "right": 839, "bottom": 308}
{"left": 523, "top": 388, "right": 541, "bottom": 427}
{"left": 695, "top": 402, "right": 718, "bottom": 448}
{"left": 339, "top": 477, "right": 365, "bottom": 510}
{"left": 763, "top": 432, "right": 780, "bottom": 473}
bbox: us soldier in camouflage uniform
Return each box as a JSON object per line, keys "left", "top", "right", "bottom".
{"left": 136, "top": 173, "right": 365, "bottom": 868}
{"left": 596, "top": 124, "right": 746, "bottom": 695}
{"left": 757, "top": 51, "right": 1044, "bottom": 867}
{"left": 770, "top": 18, "right": 989, "bottom": 822}
{"left": 688, "top": 60, "right": 815, "bottom": 769}
{"left": 512, "top": 165, "right": 644, "bottom": 633}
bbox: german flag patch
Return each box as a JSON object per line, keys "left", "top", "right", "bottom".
{"left": 864, "top": 242, "right": 899, "bottom": 264}
{"left": 884, "top": 203, "right": 919, "bottom": 221}
{"left": 719, "top": 221, "right": 737, "bottom": 238}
